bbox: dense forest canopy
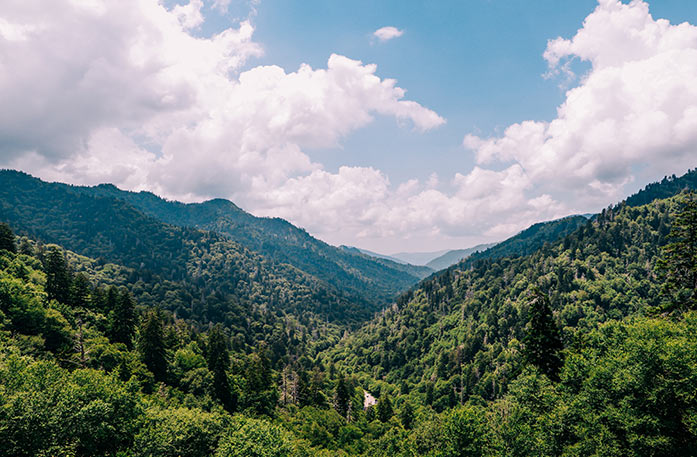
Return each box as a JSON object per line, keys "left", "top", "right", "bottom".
{"left": 1, "top": 168, "right": 697, "bottom": 455}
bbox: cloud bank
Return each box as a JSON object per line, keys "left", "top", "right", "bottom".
{"left": 1, "top": 0, "right": 696, "bottom": 250}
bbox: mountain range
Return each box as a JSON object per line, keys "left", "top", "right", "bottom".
{"left": 3, "top": 168, "right": 697, "bottom": 456}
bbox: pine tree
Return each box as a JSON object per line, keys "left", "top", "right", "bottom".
{"left": 138, "top": 309, "right": 168, "bottom": 383}
{"left": 70, "top": 273, "right": 91, "bottom": 308}
{"left": 45, "top": 248, "right": 72, "bottom": 304}
{"left": 335, "top": 375, "right": 351, "bottom": 420}
{"left": 376, "top": 394, "right": 393, "bottom": 422}
{"left": 657, "top": 192, "right": 697, "bottom": 311}
{"left": 400, "top": 401, "right": 415, "bottom": 429}
{"left": 109, "top": 289, "right": 136, "bottom": 349}
{"left": 0, "top": 223, "right": 16, "bottom": 253}
{"left": 207, "top": 325, "right": 237, "bottom": 413}
{"left": 523, "top": 288, "right": 564, "bottom": 382}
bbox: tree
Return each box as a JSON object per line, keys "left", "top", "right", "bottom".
{"left": 138, "top": 309, "right": 168, "bottom": 383}
{"left": 45, "top": 247, "right": 72, "bottom": 304}
{"left": 657, "top": 192, "right": 697, "bottom": 311}
{"left": 400, "top": 401, "right": 415, "bottom": 430}
{"left": 334, "top": 375, "right": 352, "bottom": 420}
{"left": 376, "top": 394, "right": 393, "bottom": 423}
{"left": 522, "top": 288, "right": 563, "bottom": 382}
{"left": 207, "top": 325, "right": 237, "bottom": 413}
{"left": 0, "top": 222, "right": 16, "bottom": 253}
{"left": 109, "top": 289, "right": 136, "bottom": 349}
{"left": 70, "top": 273, "right": 91, "bottom": 308}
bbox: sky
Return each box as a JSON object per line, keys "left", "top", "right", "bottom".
{"left": 2, "top": 0, "right": 697, "bottom": 253}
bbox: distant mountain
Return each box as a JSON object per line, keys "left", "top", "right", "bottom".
{"left": 0, "top": 170, "right": 429, "bottom": 325}
{"left": 425, "top": 243, "right": 496, "bottom": 271}
{"left": 389, "top": 250, "right": 450, "bottom": 266}
{"left": 339, "top": 246, "right": 410, "bottom": 265}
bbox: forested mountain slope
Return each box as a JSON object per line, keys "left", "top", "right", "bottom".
{"left": 457, "top": 215, "right": 589, "bottom": 270}
{"left": 2, "top": 170, "right": 697, "bottom": 456}
{"left": 72, "top": 177, "right": 431, "bottom": 306}
{"left": 327, "top": 186, "right": 687, "bottom": 410}
{"left": 0, "top": 170, "right": 379, "bottom": 350}
{"left": 0, "top": 170, "right": 430, "bottom": 325}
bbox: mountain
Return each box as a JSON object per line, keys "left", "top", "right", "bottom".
{"left": 3, "top": 168, "right": 697, "bottom": 456}
{"left": 389, "top": 250, "right": 450, "bottom": 266}
{"left": 340, "top": 245, "right": 412, "bottom": 265}
{"left": 72, "top": 178, "right": 432, "bottom": 307}
{"left": 457, "top": 215, "right": 590, "bottom": 269}
{"left": 424, "top": 243, "right": 495, "bottom": 271}
{"left": 0, "top": 170, "right": 430, "bottom": 315}
{"left": 327, "top": 169, "right": 697, "bottom": 407}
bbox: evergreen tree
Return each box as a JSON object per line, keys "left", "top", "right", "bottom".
{"left": 376, "top": 394, "right": 393, "bottom": 422}
{"left": 0, "top": 222, "right": 16, "bottom": 253}
{"left": 334, "top": 375, "right": 351, "bottom": 420}
{"left": 244, "top": 350, "right": 278, "bottom": 416}
{"left": 657, "top": 192, "right": 697, "bottom": 311}
{"left": 109, "top": 289, "right": 136, "bottom": 349}
{"left": 44, "top": 247, "right": 72, "bottom": 304}
{"left": 522, "top": 288, "right": 564, "bottom": 382}
{"left": 70, "top": 273, "right": 91, "bottom": 308}
{"left": 138, "top": 309, "right": 168, "bottom": 383}
{"left": 399, "top": 401, "right": 415, "bottom": 430}
{"left": 207, "top": 325, "right": 237, "bottom": 413}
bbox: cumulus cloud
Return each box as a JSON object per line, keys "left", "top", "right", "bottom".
{"left": 2, "top": 0, "right": 695, "bottom": 251}
{"left": 0, "top": 0, "right": 444, "bottom": 232}
{"left": 464, "top": 0, "right": 697, "bottom": 212}
{"left": 373, "top": 26, "right": 404, "bottom": 42}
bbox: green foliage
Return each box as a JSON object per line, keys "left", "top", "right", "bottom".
{"left": 656, "top": 192, "right": 697, "bottom": 311}
{"left": 0, "top": 222, "right": 16, "bottom": 253}
{"left": 44, "top": 247, "right": 71, "bottom": 304}
{"left": 138, "top": 309, "right": 168, "bottom": 383}
{"left": 522, "top": 288, "right": 563, "bottom": 381}
{"left": 108, "top": 288, "right": 136, "bottom": 348}
{"left": 376, "top": 395, "right": 393, "bottom": 423}
{"left": 1, "top": 170, "right": 697, "bottom": 456}
{"left": 133, "top": 407, "right": 229, "bottom": 457}
{"left": 0, "top": 351, "right": 142, "bottom": 457}
{"left": 208, "top": 325, "right": 237, "bottom": 413}
{"left": 215, "top": 416, "right": 296, "bottom": 457}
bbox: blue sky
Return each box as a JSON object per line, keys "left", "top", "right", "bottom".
{"left": 4, "top": 0, "right": 697, "bottom": 252}
{"left": 200, "top": 0, "right": 697, "bottom": 186}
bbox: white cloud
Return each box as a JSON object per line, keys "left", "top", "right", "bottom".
{"left": 3, "top": 0, "right": 695, "bottom": 252}
{"left": 0, "top": 0, "right": 445, "bottom": 240}
{"left": 212, "top": 0, "right": 232, "bottom": 13}
{"left": 464, "top": 0, "right": 697, "bottom": 216}
{"left": 172, "top": 0, "right": 204, "bottom": 30}
{"left": 373, "top": 26, "right": 404, "bottom": 42}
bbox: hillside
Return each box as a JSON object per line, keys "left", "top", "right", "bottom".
{"left": 0, "top": 170, "right": 430, "bottom": 319}
{"left": 326, "top": 169, "right": 697, "bottom": 408}
{"left": 0, "top": 171, "right": 378, "bottom": 347}
{"left": 2, "top": 170, "right": 697, "bottom": 456}
{"left": 71, "top": 177, "right": 431, "bottom": 307}
{"left": 425, "top": 243, "right": 495, "bottom": 271}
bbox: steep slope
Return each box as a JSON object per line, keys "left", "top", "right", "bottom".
{"left": 326, "top": 172, "right": 696, "bottom": 410}
{"left": 425, "top": 243, "right": 495, "bottom": 271}
{"left": 625, "top": 168, "right": 697, "bottom": 207}
{"left": 0, "top": 170, "right": 377, "bottom": 334}
{"left": 71, "top": 178, "right": 431, "bottom": 307}
{"left": 457, "top": 215, "right": 589, "bottom": 269}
